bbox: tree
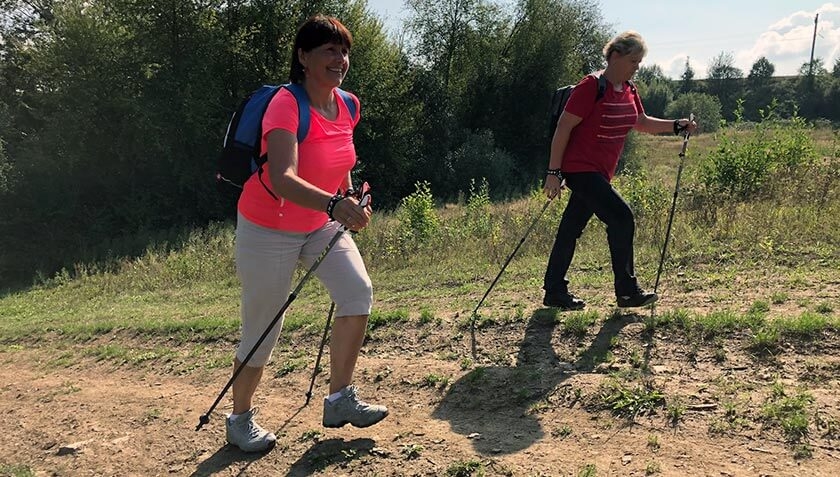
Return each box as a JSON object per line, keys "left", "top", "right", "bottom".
{"left": 744, "top": 56, "right": 777, "bottom": 120}
{"left": 679, "top": 56, "right": 695, "bottom": 94}
{"left": 635, "top": 64, "right": 668, "bottom": 85}
{"left": 665, "top": 92, "right": 722, "bottom": 133}
{"left": 706, "top": 51, "right": 743, "bottom": 121}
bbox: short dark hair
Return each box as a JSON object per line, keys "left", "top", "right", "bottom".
{"left": 289, "top": 15, "right": 353, "bottom": 84}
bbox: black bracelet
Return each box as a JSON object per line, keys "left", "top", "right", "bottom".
{"left": 546, "top": 169, "right": 563, "bottom": 179}
{"left": 326, "top": 194, "right": 344, "bottom": 220}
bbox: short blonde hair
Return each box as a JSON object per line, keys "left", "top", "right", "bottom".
{"left": 603, "top": 31, "right": 647, "bottom": 61}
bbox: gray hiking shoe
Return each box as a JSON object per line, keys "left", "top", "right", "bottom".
{"left": 225, "top": 408, "right": 276, "bottom": 452}
{"left": 322, "top": 385, "right": 388, "bottom": 428}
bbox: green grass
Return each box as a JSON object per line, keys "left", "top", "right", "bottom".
{"left": 0, "top": 464, "right": 35, "bottom": 477}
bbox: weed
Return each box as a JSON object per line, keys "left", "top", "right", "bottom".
{"left": 0, "top": 465, "right": 34, "bottom": 477}
{"left": 447, "top": 459, "right": 484, "bottom": 477}
{"left": 814, "top": 302, "right": 833, "bottom": 314}
{"left": 596, "top": 379, "right": 665, "bottom": 418}
{"left": 563, "top": 311, "right": 599, "bottom": 336}
{"left": 275, "top": 357, "right": 306, "bottom": 377}
{"left": 647, "top": 434, "right": 660, "bottom": 451}
{"left": 552, "top": 425, "right": 573, "bottom": 438}
{"left": 422, "top": 373, "right": 450, "bottom": 390}
{"left": 770, "top": 292, "right": 789, "bottom": 304}
{"left": 750, "top": 326, "right": 781, "bottom": 354}
{"left": 761, "top": 384, "right": 814, "bottom": 443}
{"left": 298, "top": 429, "right": 322, "bottom": 442}
{"left": 645, "top": 461, "right": 661, "bottom": 475}
{"left": 459, "top": 357, "right": 473, "bottom": 370}
{"left": 578, "top": 463, "right": 597, "bottom": 477}
{"left": 400, "top": 443, "right": 423, "bottom": 460}
{"left": 418, "top": 307, "right": 436, "bottom": 324}
{"left": 666, "top": 398, "right": 686, "bottom": 425}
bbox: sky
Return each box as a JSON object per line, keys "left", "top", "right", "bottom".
{"left": 366, "top": 0, "right": 840, "bottom": 79}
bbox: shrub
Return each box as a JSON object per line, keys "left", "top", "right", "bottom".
{"left": 666, "top": 92, "right": 722, "bottom": 133}
{"left": 396, "top": 181, "right": 439, "bottom": 246}
{"left": 699, "top": 106, "right": 817, "bottom": 199}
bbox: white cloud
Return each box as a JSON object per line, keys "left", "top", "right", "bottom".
{"left": 737, "top": 3, "right": 840, "bottom": 76}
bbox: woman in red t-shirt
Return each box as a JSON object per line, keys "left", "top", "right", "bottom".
{"left": 225, "top": 15, "right": 387, "bottom": 453}
{"left": 542, "top": 31, "right": 697, "bottom": 311}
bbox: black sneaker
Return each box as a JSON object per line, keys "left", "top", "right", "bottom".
{"left": 543, "top": 291, "right": 586, "bottom": 310}
{"left": 616, "top": 290, "right": 658, "bottom": 308}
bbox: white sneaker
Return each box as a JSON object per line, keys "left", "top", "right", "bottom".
{"left": 322, "top": 385, "right": 388, "bottom": 428}
{"left": 225, "top": 408, "right": 276, "bottom": 452}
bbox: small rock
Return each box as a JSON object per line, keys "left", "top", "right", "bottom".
{"left": 622, "top": 454, "right": 633, "bottom": 465}
{"left": 467, "top": 433, "right": 481, "bottom": 439}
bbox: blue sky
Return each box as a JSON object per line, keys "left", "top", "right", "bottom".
{"left": 366, "top": 0, "right": 840, "bottom": 78}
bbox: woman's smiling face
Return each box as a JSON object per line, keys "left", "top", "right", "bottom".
{"left": 300, "top": 42, "right": 350, "bottom": 88}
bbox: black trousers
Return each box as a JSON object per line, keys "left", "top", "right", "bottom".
{"left": 543, "top": 172, "right": 639, "bottom": 296}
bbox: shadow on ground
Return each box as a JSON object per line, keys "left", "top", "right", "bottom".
{"left": 285, "top": 438, "right": 376, "bottom": 477}
{"left": 433, "top": 309, "right": 643, "bottom": 454}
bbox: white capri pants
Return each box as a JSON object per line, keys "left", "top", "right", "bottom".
{"left": 234, "top": 213, "right": 373, "bottom": 366}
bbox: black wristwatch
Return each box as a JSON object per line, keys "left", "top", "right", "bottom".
{"left": 546, "top": 168, "right": 563, "bottom": 180}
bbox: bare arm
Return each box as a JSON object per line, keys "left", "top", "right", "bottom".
{"left": 544, "top": 111, "right": 583, "bottom": 198}
{"left": 265, "top": 128, "right": 333, "bottom": 211}
{"left": 635, "top": 114, "right": 698, "bottom": 135}
{"left": 265, "top": 129, "right": 370, "bottom": 231}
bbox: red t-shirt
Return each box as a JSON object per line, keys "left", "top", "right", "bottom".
{"left": 561, "top": 74, "right": 644, "bottom": 180}
{"left": 237, "top": 87, "right": 360, "bottom": 233}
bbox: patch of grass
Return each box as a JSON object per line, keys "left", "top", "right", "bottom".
{"left": 595, "top": 379, "right": 665, "bottom": 418}
{"left": 400, "top": 443, "right": 423, "bottom": 460}
{"left": 647, "top": 434, "right": 660, "bottom": 451}
{"left": 749, "top": 300, "right": 770, "bottom": 314}
{"left": 446, "top": 459, "right": 484, "bottom": 477}
{"left": 418, "top": 307, "right": 437, "bottom": 325}
{"left": 814, "top": 302, "right": 834, "bottom": 314}
{"left": 770, "top": 292, "right": 789, "bottom": 304}
{"left": 298, "top": 429, "right": 322, "bottom": 442}
{"left": 367, "top": 309, "right": 410, "bottom": 330}
{"left": 578, "top": 463, "right": 597, "bottom": 477}
{"left": 645, "top": 461, "right": 661, "bottom": 475}
{"left": 666, "top": 398, "right": 686, "bottom": 425}
{"left": 552, "top": 425, "right": 573, "bottom": 439}
{"left": 562, "top": 310, "right": 599, "bottom": 336}
{"left": 761, "top": 383, "right": 814, "bottom": 443}
{"left": 776, "top": 312, "right": 833, "bottom": 337}
{"left": 275, "top": 357, "right": 307, "bottom": 377}
{"left": 0, "top": 464, "right": 34, "bottom": 477}
{"left": 421, "top": 373, "right": 450, "bottom": 390}
{"left": 750, "top": 326, "right": 781, "bottom": 354}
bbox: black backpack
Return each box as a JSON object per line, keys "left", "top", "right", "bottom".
{"left": 548, "top": 74, "right": 636, "bottom": 138}
{"left": 216, "top": 83, "right": 358, "bottom": 198}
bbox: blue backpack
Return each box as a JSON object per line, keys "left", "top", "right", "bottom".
{"left": 216, "top": 83, "right": 358, "bottom": 198}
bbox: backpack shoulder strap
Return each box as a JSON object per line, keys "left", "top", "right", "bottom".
{"left": 593, "top": 73, "right": 607, "bottom": 102}
{"left": 336, "top": 88, "right": 358, "bottom": 122}
{"left": 283, "top": 83, "right": 310, "bottom": 143}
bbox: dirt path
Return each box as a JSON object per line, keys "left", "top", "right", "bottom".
{"left": 2, "top": 310, "right": 839, "bottom": 477}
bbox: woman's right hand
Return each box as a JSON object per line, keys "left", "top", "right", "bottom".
{"left": 544, "top": 174, "right": 566, "bottom": 199}
{"left": 332, "top": 196, "right": 371, "bottom": 232}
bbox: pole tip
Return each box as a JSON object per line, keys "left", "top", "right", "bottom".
{"left": 195, "top": 414, "right": 210, "bottom": 432}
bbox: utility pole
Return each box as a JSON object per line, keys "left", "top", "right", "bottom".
{"left": 808, "top": 13, "right": 819, "bottom": 78}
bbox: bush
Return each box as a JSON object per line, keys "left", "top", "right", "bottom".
{"left": 396, "top": 181, "right": 440, "bottom": 246}
{"left": 666, "top": 92, "right": 722, "bottom": 133}
{"left": 699, "top": 108, "right": 818, "bottom": 199}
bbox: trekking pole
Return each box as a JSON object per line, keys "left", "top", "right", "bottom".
{"left": 304, "top": 301, "right": 335, "bottom": 405}
{"left": 653, "top": 113, "right": 694, "bottom": 294}
{"left": 470, "top": 198, "right": 553, "bottom": 356}
{"left": 196, "top": 194, "right": 370, "bottom": 431}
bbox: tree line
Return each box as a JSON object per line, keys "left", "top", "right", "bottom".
{"left": 0, "top": 0, "right": 837, "bottom": 287}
